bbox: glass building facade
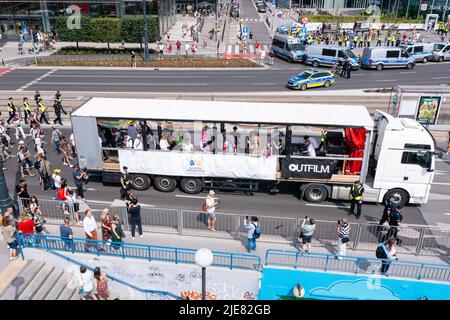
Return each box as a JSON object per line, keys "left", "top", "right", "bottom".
{"left": 0, "top": 0, "right": 177, "bottom": 39}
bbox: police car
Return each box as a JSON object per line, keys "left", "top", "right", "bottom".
{"left": 286, "top": 69, "right": 335, "bottom": 90}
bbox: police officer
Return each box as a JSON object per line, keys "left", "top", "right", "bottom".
{"left": 317, "top": 129, "right": 327, "bottom": 152}
{"left": 6, "top": 97, "right": 16, "bottom": 124}
{"left": 120, "top": 166, "right": 132, "bottom": 200}
{"left": 380, "top": 195, "right": 396, "bottom": 225}
{"left": 338, "top": 34, "right": 343, "bottom": 47}
{"left": 367, "top": 34, "right": 372, "bottom": 47}
{"left": 34, "top": 90, "right": 41, "bottom": 105}
{"left": 23, "top": 97, "right": 32, "bottom": 125}
{"left": 345, "top": 59, "right": 352, "bottom": 79}
{"left": 376, "top": 33, "right": 382, "bottom": 46}
{"left": 37, "top": 97, "right": 50, "bottom": 124}
{"left": 352, "top": 34, "right": 358, "bottom": 49}
{"left": 348, "top": 181, "right": 364, "bottom": 219}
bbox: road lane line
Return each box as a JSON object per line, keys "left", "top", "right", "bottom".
{"left": 36, "top": 82, "right": 209, "bottom": 86}
{"left": 253, "top": 83, "right": 276, "bottom": 85}
{"left": 234, "top": 45, "right": 240, "bottom": 55}
{"left": 227, "top": 45, "right": 232, "bottom": 54}
{"left": 432, "top": 182, "right": 450, "bottom": 186}
{"left": 304, "top": 203, "right": 349, "bottom": 208}
{"left": 376, "top": 79, "right": 397, "bottom": 82}
{"left": 175, "top": 195, "right": 218, "bottom": 200}
{"left": 400, "top": 71, "right": 417, "bottom": 74}
{"left": 352, "top": 74, "right": 367, "bottom": 76}
{"left": 232, "top": 75, "right": 255, "bottom": 78}
{"left": 432, "top": 76, "right": 450, "bottom": 79}
{"left": 16, "top": 69, "right": 57, "bottom": 91}
{"left": 48, "top": 75, "right": 209, "bottom": 78}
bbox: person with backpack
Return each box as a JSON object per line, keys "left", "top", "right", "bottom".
{"left": 244, "top": 216, "right": 260, "bottom": 253}
{"left": 376, "top": 237, "right": 398, "bottom": 274}
{"left": 51, "top": 127, "right": 62, "bottom": 154}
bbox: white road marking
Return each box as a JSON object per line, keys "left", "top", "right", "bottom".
{"left": 253, "top": 83, "right": 276, "bottom": 85}
{"left": 48, "top": 75, "right": 208, "bottom": 78}
{"left": 16, "top": 69, "right": 57, "bottom": 91}
{"left": 352, "top": 74, "right": 367, "bottom": 76}
{"left": 400, "top": 71, "right": 417, "bottom": 74}
{"left": 304, "top": 203, "right": 349, "bottom": 208}
{"left": 227, "top": 45, "right": 232, "bottom": 54}
{"left": 432, "top": 76, "right": 450, "bottom": 79}
{"left": 234, "top": 45, "right": 240, "bottom": 55}
{"left": 232, "top": 75, "right": 255, "bottom": 78}
{"left": 434, "top": 169, "right": 448, "bottom": 176}
{"left": 432, "top": 182, "right": 450, "bottom": 186}
{"left": 376, "top": 79, "right": 397, "bottom": 82}
{"left": 175, "top": 194, "right": 218, "bottom": 200}
{"left": 37, "top": 82, "right": 210, "bottom": 86}
{"left": 68, "top": 186, "right": 96, "bottom": 191}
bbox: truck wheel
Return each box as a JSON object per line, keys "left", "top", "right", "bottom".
{"left": 154, "top": 176, "right": 177, "bottom": 192}
{"left": 376, "top": 64, "right": 383, "bottom": 71}
{"left": 312, "top": 60, "right": 320, "bottom": 67}
{"left": 304, "top": 185, "right": 328, "bottom": 203}
{"left": 130, "top": 174, "right": 151, "bottom": 191}
{"left": 406, "top": 62, "right": 414, "bottom": 70}
{"left": 384, "top": 189, "right": 409, "bottom": 207}
{"left": 180, "top": 178, "right": 203, "bottom": 194}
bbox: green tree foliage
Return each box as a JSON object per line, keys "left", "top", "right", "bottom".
{"left": 90, "top": 18, "right": 122, "bottom": 49}
{"left": 56, "top": 15, "right": 92, "bottom": 49}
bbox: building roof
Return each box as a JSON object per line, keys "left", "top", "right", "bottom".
{"left": 72, "top": 97, "right": 374, "bottom": 129}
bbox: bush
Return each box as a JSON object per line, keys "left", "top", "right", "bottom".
{"left": 56, "top": 15, "right": 92, "bottom": 47}
{"left": 121, "top": 17, "right": 144, "bottom": 43}
{"left": 54, "top": 46, "right": 157, "bottom": 55}
{"left": 90, "top": 18, "right": 122, "bottom": 49}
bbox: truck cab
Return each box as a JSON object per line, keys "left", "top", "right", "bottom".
{"left": 368, "top": 111, "right": 435, "bottom": 206}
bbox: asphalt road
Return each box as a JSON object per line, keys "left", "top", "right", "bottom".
{"left": 3, "top": 128, "right": 450, "bottom": 227}
{"left": 1, "top": 61, "right": 450, "bottom": 93}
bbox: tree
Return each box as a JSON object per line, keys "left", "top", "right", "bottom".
{"left": 56, "top": 15, "right": 91, "bottom": 50}
{"left": 90, "top": 18, "right": 121, "bottom": 50}
{"left": 121, "top": 17, "right": 144, "bottom": 45}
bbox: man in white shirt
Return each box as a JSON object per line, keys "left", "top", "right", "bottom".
{"left": 181, "top": 138, "right": 194, "bottom": 152}
{"left": 205, "top": 190, "right": 218, "bottom": 231}
{"left": 83, "top": 209, "right": 99, "bottom": 251}
{"left": 51, "top": 169, "right": 62, "bottom": 199}
{"left": 78, "top": 265, "right": 96, "bottom": 300}
{"left": 185, "top": 42, "right": 191, "bottom": 57}
{"left": 304, "top": 136, "right": 316, "bottom": 157}
{"left": 159, "top": 134, "right": 170, "bottom": 150}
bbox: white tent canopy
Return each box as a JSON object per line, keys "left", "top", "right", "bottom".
{"left": 72, "top": 97, "right": 374, "bottom": 129}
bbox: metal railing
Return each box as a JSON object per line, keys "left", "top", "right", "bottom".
{"left": 17, "top": 233, "right": 261, "bottom": 271}
{"left": 265, "top": 249, "right": 450, "bottom": 282}
{"left": 17, "top": 197, "right": 450, "bottom": 257}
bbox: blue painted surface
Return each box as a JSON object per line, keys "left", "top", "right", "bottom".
{"left": 259, "top": 268, "right": 450, "bottom": 300}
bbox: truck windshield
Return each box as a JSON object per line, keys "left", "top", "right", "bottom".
{"left": 289, "top": 43, "right": 305, "bottom": 51}
{"left": 344, "top": 49, "right": 356, "bottom": 58}
{"left": 434, "top": 44, "right": 445, "bottom": 51}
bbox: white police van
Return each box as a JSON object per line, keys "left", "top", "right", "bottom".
{"left": 304, "top": 45, "right": 360, "bottom": 69}
{"left": 398, "top": 43, "right": 435, "bottom": 63}
{"left": 361, "top": 47, "right": 415, "bottom": 71}
{"left": 271, "top": 34, "right": 306, "bottom": 62}
{"left": 432, "top": 43, "right": 450, "bottom": 62}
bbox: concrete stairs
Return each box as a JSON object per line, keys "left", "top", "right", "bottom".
{"left": 0, "top": 259, "right": 78, "bottom": 300}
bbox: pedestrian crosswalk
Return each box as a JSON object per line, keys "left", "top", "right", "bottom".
{"left": 0, "top": 67, "right": 12, "bottom": 76}
{"left": 239, "top": 18, "right": 263, "bottom": 23}
{"left": 225, "top": 44, "right": 270, "bottom": 56}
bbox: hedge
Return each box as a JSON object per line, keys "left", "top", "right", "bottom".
{"left": 90, "top": 18, "right": 122, "bottom": 49}
{"left": 56, "top": 15, "right": 92, "bottom": 47}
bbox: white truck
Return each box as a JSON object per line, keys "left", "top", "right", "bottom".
{"left": 71, "top": 98, "right": 439, "bottom": 207}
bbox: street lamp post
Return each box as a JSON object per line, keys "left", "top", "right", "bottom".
{"left": 143, "top": 0, "right": 149, "bottom": 63}
{"left": 194, "top": 248, "right": 214, "bottom": 300}
{"left": 0, "top": 161, "right": 13, "bottom": 214}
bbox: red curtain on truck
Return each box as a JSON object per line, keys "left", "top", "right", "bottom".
{"left": 344, "top": 128, "right": 366, "bottom": 175}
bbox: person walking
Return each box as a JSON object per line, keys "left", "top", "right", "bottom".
{"left": 60, "top": 218, "right": 74, "bottom": 251}
{"left": 176, "top": 40, "right": 181, "bottom": 54}
{"left": 336, "top": 218, "right": 351, "bottom": 259}
{"left": 94, "top": 267, "right": 110, "bottom": 300}
{"left": 244, "top": 216, "right": 260, "bottom": 253}
{"left": 51, "top": 127, "right": 62, "bottom": 154}
{"left": 120, "top": 166, "right": 132, "bottom": 200}
{"left": 385, "top": 205, "right": 403, "bottom": 243}
{"left": 23, "top": 97, "right": 32, "bottom": 125}
{"left": 100, "top": 209, "right": 112, "bottom": 243}
{"left": 37, "top": 98, "right": 50, "bottom": 124}
{"left": 377, "top": 237, "right": 398, "bottom": 274}
{"left": 2, "top": 216, "right": 19, "bottom": 261}
{"left": 34, "top": 91, "right": 41, "bottom": 106}
{"left": 348, "top": 181, "right": 364, "bottom": 219}
{"left": 298, "top": 216, "right": 316, "bottom": 253}
{"left": 260, "top": 49, "right": 266, "bottom": 65}
{"left": 6, "top": 97, "right": 16, "bottom": 125}
{"left": 52, "top": 99, "right": 65, "bottom": 125}
{"left": 83, "top": 209, "right": 99, "bottom": 252}
{"left": 345, "top": 59, "right": 352, "bottom": 79}
{"left": 14, "top": 122, "right": 26, "bottom": 141}
{"left": 60, "top": 135, "right": 73, "bottom": 167}
{"left": 268, "top": 50, "right": 274, "bottom": 66}
{"left": 204, "top": 190, "right": 218, "bottom": 231}
{"left": 128, "top": 198, "right": 143, "bottom": 239}
{"left": 78, "top": 265, "right": 96, "bottom": 300}
{"left": 110, "top": 213, "right": 125, "bottom": 250}
{"left": 130, "top": 50, "right": 136, "bottom": 68}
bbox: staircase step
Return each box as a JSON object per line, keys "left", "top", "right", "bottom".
{"left": 44, "top": 273, "right": 73, "bottom": 300}
{"left": 0, "top": 260, "right": 45, "bottom": 300}
{"left": 57, "top": 286, "right": 76, "bottom": 300}
{"left": 0, "top": 259, "right": 28, "bottom": 297}
{"left": 32, "top": 268, "right": 64, "bottom": 300}
{"left": 19, "top": 264, "right": 54, "bottom": 300}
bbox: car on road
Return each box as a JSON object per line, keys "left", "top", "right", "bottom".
{"left": 361, "top": 47, "right": 415, "bottom": 70}
{"left": 432, "top": 43, "right": 450, "bottom": 62}
{"left": 286, "top": 69, "right": 335, "bottom": 90}
{"left": 271, "top": 34, "right": 306, "bottom": 62}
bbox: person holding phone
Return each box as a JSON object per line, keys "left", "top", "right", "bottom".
{"left": 299, "top": 216, "right": 316, "bottom": 253}
{"left": 336, "top": 218, "right": 351, "bottom": 260}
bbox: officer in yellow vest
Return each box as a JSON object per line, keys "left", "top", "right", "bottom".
{"left": 23, "top": 97, "right": 32, "bottom": 124}
{"left": 344, "top": 34, "right": 349, "bottom": 47}
{"left": 6, "top": 97, "right": 16, "bottom": 124}
{"left": 349, "top": 181, "right": 364, "bottom": 219}
{"left": 376, "top": 33, "right": 382, "bottom": 46}
{"left": 318, "top": 129, "right": 327, "bottom": 152}
{"left": 367, "top": 34, "right": 372, "bottom": 47}
{"left": 338, "top": 34, "right": 343, "bottom": 46}
{"left": 352, "top": 34, "right": 358, "bottom": 49}
{"left": 38, "top": 97, "right": 50, "bottom": 124}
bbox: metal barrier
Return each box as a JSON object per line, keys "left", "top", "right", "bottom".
{"left": 17, "top": 197, "right": 450, "bottom": 257}
{"left": 265, "top": 249, "right": 450, "bottom": 282}
{"left": 17, "top": 233, "right": 261, "bottom": 271}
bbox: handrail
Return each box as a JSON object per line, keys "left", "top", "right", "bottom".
{"left": 17, "top": 233, "right": 261, "bottom": 271}
{"left": 46, "top": 249, "right": 181, "bottom": 300}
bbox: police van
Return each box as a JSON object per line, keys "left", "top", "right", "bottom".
{"left": 304, "top": 45, "right": 360, "bottom": 69}
{"left": 398, "top": 42, "right": 435, "bottom": 63}
{"left": 271, "top": 34, "right": 306, "bottom": 62}
{"left": 361, "top": 47, "right": 415, "bottom": 70}
{"left": 432, "top": 43, "right": 450, "bottom": 62}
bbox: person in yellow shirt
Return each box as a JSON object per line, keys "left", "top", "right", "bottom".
{"left": 23, "top": 97, "right": 32, "bottom": 124}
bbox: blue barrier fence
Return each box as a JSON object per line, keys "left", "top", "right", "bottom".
{"left": 265, "top": 249, "right": 450, "bottom": 282}
{"left": 17, "top": 233, "right": 262, "bottom": 271}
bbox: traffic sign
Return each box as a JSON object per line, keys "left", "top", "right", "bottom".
{"left": 301, "top": 17, "right": 309, "bottom": 25}
{"left": 242, "top": 34, "right": 248, "bottom": 41}
{"left": 301, "top": 26, "right": 307, "bottom": 34}
{"left": 242, "top": 26, "right": 249, "bottom": 35}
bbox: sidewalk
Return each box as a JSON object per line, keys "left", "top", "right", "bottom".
{"left": 42, "top": 224, "right": 449, "bottom": 266}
